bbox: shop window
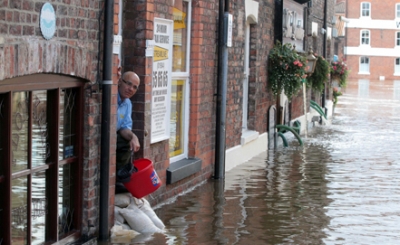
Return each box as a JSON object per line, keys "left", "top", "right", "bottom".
{"left": 361, "top": 2, "right": 370, "bottom": 17}
{"left": 170, "top": 0, "right": 191, "bottom": 161}
{"left": 360, "top": 56, "right": 370, "bottom": 74}
{"left": 0, "top": 74, "right": 83, "bottom": 244}
{"left": 361, "top": 30, "right": 370, "bottom": 46}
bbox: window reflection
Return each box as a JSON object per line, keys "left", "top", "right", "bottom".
{"left": 58, "top": 164, "right": 75, "bottom": 237}
{"left": 12, "top": 92, "right": 29, "bottom": 173}
{"left": 32, "top": 172, "right": 47, "bottom": 245}
{"left": 59, "top": 89, "right": 77, "bottom": 160}
{"left": 11, "top": 177, "right": 28, "bottom": 245}
{"left": 32, "top": 91, "right": 49, "bottom": 167}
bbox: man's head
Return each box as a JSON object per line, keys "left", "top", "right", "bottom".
{"left": 118, "top": 71, "right": 140, "bottom": 100}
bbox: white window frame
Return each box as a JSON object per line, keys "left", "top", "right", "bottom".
{"left": 361, "top": 2, "right": 371, "bottom": 18}
{"left": 170, "top": 0, "right": 192, "bottom": 162}
{"left": 360, "top": 30, "right": 370, "bottom": 46}
{"left": 395, "top": 58, "right": 400, "bottom": 75}
{"left": 359, "top": 56, "right": 370, "bottom": 74}
{"left": 396, "top": 4, "right": 400, "bottom": 19}
{"left": 396, "top": 32, "right": 400, "bottom": 47}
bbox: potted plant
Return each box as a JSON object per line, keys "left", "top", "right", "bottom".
{"left": 268, "top": 41, "right": 307, "bottom": 100}
{"left": 330, "top": 59, "right": 349, "bottom": 88}
{"left": 332, "top": 87, "right": 343, "bottom": 105}
{"left": 306, "top": 55, "right": 330, "bottom": 92}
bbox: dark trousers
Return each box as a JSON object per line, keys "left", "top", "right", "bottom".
{"left": 116, "top": 132, "right": 134, "bottom": 193}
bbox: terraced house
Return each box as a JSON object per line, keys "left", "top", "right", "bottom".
{"left": 0, "top": 0, "right": 336, "bottom": 243}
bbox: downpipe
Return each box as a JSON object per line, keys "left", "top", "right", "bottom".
{"left": 99, "top": 0, "right": 114, "bottom": 241}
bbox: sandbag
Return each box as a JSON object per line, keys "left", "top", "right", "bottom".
{"left": 110, "top": 225, "right": 140, "bottom": 243}
{"left": 135, "top": 198, "right": 165, "bottom": 229}
{"left": 114, "top": 206, "right": 125, "bottom": 224}
{"left": 121, "top": 201, "right": 163, "bottom": 234}
{"left": 115, "top": 193, "right": 131, "bottom": 208}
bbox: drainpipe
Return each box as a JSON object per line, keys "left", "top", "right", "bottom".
{"left": 99, "top": 0, "right": 114, "bottom": 241}
{"left": 214, "top": 0, "right": 230, "bottom": 179}
{"left": 322, "top": 0, "right": 327, "bottom": 108}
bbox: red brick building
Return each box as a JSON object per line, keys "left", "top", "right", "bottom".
{"left": 345, "top": 0, "right": 400, "bottom": 81}
{"left": 0, "top": 0, "right": 332, "bottom": 243}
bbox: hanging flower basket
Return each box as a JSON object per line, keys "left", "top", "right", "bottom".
{"left": 267, "top": 41, "right": 307, "bottom": 100}
{"left": 307, "top": 55, "right": 330, "bottom": 92}
{"left": 330, "top": 59, "right": 349, "bottom": 88}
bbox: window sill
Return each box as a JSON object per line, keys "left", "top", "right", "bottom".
{"left": 241, "top": 130, "right": 259, "bottom": 146}
{"left": 358, "top": 72, "right": 370, "bottom": 75}
{"left": 166, "top": 158, "right": 202, "bottom": 184}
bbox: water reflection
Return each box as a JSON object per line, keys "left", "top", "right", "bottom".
{"left": 111, "top": 79, "right": 400, "bottom": 245}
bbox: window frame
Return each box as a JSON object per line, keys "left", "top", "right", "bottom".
{"left": 170, "top": 0, "right": 192, "bottom": 162}
{"left": 395, "top": 58, "right": 400, "bottom": 75}
{"left": 361, "top": 2, "right": 371, "bottom": 18}
{"left": 0, "top": 74, "right": 84, "bottom": 244}
{"left": 360, "top": 30, "right": 370, "bottom": 46}
{"left": 396, "top": 32, "right": 400, "bottom": 47}
{"left": 359, "top": 56, "right": 370, "bottom": 74}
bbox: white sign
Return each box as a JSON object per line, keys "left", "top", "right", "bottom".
{"left": 151, "top": 18, "right": 173, "bottom": 143}
{"left": 40, "top": 3, "right": 56, "bottom": 40}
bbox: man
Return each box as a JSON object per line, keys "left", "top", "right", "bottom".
{"left": 116, "top": 71, "right": 141, "bottom": 188}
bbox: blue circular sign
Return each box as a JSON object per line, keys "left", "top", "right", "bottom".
{"left": 40, "top": 3, "right": 56, "bottom": 40}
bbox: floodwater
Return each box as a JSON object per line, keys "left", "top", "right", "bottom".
{"left": 114, "top": 79, "right": 400, "bottom": 245}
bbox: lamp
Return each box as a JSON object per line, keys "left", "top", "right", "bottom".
{"left": 305, "top": 47, "right": 317, "bottom": 74}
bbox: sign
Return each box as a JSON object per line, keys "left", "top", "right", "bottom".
{"left": 151, "top": 18, "right": 173, "bottom": 143}
{"left": 40, "top": 3, "right": 56, "bottom": 40}
{"left": 282, "top": 0, "right": 305, "bottom": 52}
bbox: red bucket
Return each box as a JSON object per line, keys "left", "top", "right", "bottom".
{"left": 123, "top": 158, "right": 161, "bottom": 199}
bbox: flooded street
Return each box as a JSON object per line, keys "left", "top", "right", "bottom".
{"left": 123, "top": 80, "right": 400, "bottom": 245}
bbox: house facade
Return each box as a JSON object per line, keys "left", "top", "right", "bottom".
{"left": 0, "top": 0, "right": 335, "bottom": 243}
{"left": 345, "top": 0, "right": 400, "bottom": 81}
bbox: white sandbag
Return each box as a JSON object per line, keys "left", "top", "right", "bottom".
{"left": 121, "top": 201, "right": 163, "bottom": 234}
{"left": 115, "top": 193, "right": 131, "bottom": 208}
{"left": 138, "top": 198, "right": 165, "bottom": 229}
{"left": 114, "top": 206, "right": 125, "bottom": 224}
{"left": 110, "top": 225, "right": 140, "bottom": 243}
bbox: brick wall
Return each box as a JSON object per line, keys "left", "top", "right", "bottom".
{"left": 0, "top": 0, "right": 105, "bottom": 240}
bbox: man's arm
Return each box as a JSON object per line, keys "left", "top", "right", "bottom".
{"left": 119, "top": 128, "right": 140, "bottom": 152}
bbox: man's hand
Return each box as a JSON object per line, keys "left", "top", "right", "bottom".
{"left": 130, "top": 134, "right": 140, "bottom": 152}
{"left": 119, "top": 128, "right": 140, "bottom": 152}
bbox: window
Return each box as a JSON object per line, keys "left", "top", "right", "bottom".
{"left": 361, "top": 30, "right": 370, "bottom": 45}
{"left": 396, "top": 4, "right": 400, "bottom": 18}
{"left": 396, "top": 32, "right": 400, "bottom": 46}
{"left": 170, "top": 0, "right": 191, "bottom": 161}
{"left": 360, "top": 56, "right": 370, "bottom": 73}
{"left": 361, "top": 2, "right": 370, "bottom": 17}
{"left": 395, "top": 58, "right": 400, "bottom": 74}
{"left": 0, "top": 74, "right": 83, "bottom": 244}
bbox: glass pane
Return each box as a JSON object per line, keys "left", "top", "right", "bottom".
{"left": 32, "top": 91, "right": 49, "bottom": 167}
{"left": 11, "top": 177, "right": 28, "bottom": 245}
{"left": 0, "top": 93, "right": 5, "bottom": 175}
{"left": 12, "top": 92, "right": 29, "bottom": 173}
{"left": 32, "top": 172, "right": 47, "bottom": 245}
{"left": 173, "top": 1, "right": 188, "bottom": 72}
{"left": 59, "top": 89, "right": 77, "bottom": 160}
{"left": 58, "top": 164, "right": 75, "bottom": 237}
{"left": 169, "top": 80, "right": 185, "bottom": 157}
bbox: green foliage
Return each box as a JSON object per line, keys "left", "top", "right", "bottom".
{"left": 307, "top": 55, "right": 330, "bottom": 92}
{"left": 330, "top": 59, "right": 350, "bottom": 88}
{"left": 267, "top": 41, "right": 307, "bottom": 100}
{"left": 332, "top": 87, "right": 343, "bottom": 105}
